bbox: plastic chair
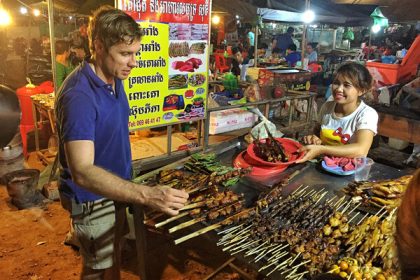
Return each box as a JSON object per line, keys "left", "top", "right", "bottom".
{"left": 214, "top": 54, "right": 230, "bottom": 73}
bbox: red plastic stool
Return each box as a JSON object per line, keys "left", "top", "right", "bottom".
{"left": 19, "top": 124, "right": 34, "bottom": 158}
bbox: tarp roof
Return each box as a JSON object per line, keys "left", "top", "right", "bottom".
{"left": 332, "top": 0, "right": 420, "bottom": 22}
{"left": 252, "top": 0, "right": 378, "bottom": 25}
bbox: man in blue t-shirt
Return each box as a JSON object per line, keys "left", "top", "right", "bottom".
{"left": 284, "top": 43, "right": 302, "bottom": 67}
{"left": 272, "top": 26, "right": 294, "bottom": 55}
{"left": 56, "top": 6, "right": 188, "bottom": 279}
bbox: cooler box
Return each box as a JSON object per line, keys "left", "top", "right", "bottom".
{"left": 367, "top": 35, "right": 420, "bottom": 86}
{"left": 209, "top": 108, "right": 257, "bottom": 135}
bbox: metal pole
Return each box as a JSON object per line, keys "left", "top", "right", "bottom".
{"left": 254, "top": 25, "right": 258, "bottom": 67}
{"left": 301, "top": 0, "right": 310, "bottom": 67}
{"left": 47, "top": 0, "right": 58, "bottom": 93}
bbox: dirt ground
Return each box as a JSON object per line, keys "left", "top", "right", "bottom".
{"left": 0, "top": 182, "right": 256, "bottom": 280}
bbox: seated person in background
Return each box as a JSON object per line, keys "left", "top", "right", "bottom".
{"left": 306, "top": 42, "right": 318, "bottom": 64}
{"left": 297, "top": 62, "right": 378, "bottom": 163}
{"left": 272, "top": 26, "right": 294, "bottom": 56}
{"left": 272, "top": 47, "right": 281, "bottom": 59}
{"left": 69, "top": 43, "right": 86, "bottom": 68}
{"left": 230, "top": 46, "right": 243, "bottom": 77}
{"left": 396, "top": 169, "right": 420, "bottom": 280}
{"left": 284, "top": 44, "right": 301, "bottom": 67}
{"left": 55, "top": 39, "right": 74, "bottom": 89}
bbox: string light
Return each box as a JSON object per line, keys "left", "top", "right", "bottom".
{"left": 371, "top": 24, "right": 381, "bottom": 33}
{"left": 33, "top": 8, "right": 41, "bottom": 17}
{"left": 212, "top": 15, "right": 220, "bottom": 25}
{"left": 20, "top": 6, "right": 28, "bottom": 15}
{"left": 302, "top": 10, "right": 315, "bottom": 24}
{"left": 0, "top": 1, "right": 11, "bottom": 26}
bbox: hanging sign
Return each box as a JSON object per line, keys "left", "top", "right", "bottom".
{"left": 118, "top": 0, "right": 211, "bottom": 130}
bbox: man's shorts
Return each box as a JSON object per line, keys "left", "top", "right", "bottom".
{"left": 72, "top": 199, "right": 116, "bottom": 270}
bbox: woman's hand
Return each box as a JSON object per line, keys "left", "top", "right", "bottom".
{"left": 296, "top": 145, "right": 325, "bottom": 163}
{"left": 302, "top": 134, "right": 322, "bottom": 145}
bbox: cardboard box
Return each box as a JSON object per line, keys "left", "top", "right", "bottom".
{"left": 209, "top": 108, "right": 257, "bottom": 135}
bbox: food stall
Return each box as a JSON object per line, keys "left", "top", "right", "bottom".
{"left": 128, "top": 137, "right": 411, "bottom": 279}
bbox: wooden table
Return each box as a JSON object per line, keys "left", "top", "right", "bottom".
{"left": 373, "top": 105, "right": 420, "bottom": 144}
{"left": 378, "top": 113, "right": 420, "bottom": 144}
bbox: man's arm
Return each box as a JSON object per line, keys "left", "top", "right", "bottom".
{"left": 296, "top": 129, "right": 374, "bottom": 163}
{"left": 65, "top": 140, "right": 188, "bottom": 215}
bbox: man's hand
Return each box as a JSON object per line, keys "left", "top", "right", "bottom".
{"left": 302, "top": 134, "right": 322, "bottom": 145}
{"left": 296, "top": 145, "right": 324, "bottom": 163}
{"left": 141, "top": 185, "right": 189, "bottom": 216}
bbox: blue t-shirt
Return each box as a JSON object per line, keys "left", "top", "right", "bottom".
{"left": 274, "top": 33, "right": 294, "bottom": 54}
{"left": 285, "top": 52, "right": 302, "bottom": 67}
{"left": 247, "top": 31, "right": 255, "bottom": 47}
{"left": 56, "top": 61, "right": 132, "bottom": 203}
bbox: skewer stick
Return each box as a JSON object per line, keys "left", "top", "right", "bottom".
{"left": 281, "top": 259, "right": 310, "bottom": 274}
{"left": 247, "top": 242, "right": 278, "bottom": 256}
{"left": 247, "top": 242, "right": 276, "bottom": 257}
{"left": 348, "top": 202, "right": 362, "bottom": 215}
{"left": 387, "top": 207, "right": 397, "bottom": 220}
{"left": 357, "top": 212, "right": 370, "bottom": 225}
{"left": 220, "top": 228, "right": 251, "bottom": 246}
{"left": 174, "top": 223, "right": 221, "bottom": 245}
{"left": 334, "top": 196, "right": 347, "bottom": 209}
{"left": 259, "top": 255, "right": 291, "bottom": 272}
{"left": 231, "top": 240, "right": 261, "bottom": 255}
{"left": 218, "top": 225, "right": 251, "bottom": 245}
{"left": 179, "top": 201, "right": 206, "bottom": 211}
{"left": 218, "top": 224, "right": 242, "bottom": 235}
{"left": 291, "top": 185, "right": 306, "bottom": 196}
{"left": 377, "top": 206, "right": 390, "bottom": 221}
{"left": 326, "top": 195, "right": 338, "bottom": 205}
{"left": 375, "top": 205, "right": 387, "bottom": 216}
{"left": 285, "top": 267, "right": 299, "bottom": 279}
{"left": 314, "top": 191, "right": 328, "bottom": 205}
{"left": 267, "top": 250, "right": 289, "bottom": 263}
{"left": 222, "top": 236, "right": 250, "bottom": 251}
{"left": 340, "top": 200, "right": 353, "bottom": 213}
{"left": 289, "top": 252, "right": 301, "bottom": 266}
{"left": 253, "top": 244, "right": 279, "bottom": 262}
{"left": 266, "top": 256, "right": 294, "bottom": 276}
{"left": 347, "top": 212, "right": 360, "bottom": 224}
{"left": 245, "top": 240, "right": 268, "bottom": 256}
{"left": 267, "top": 244, "right": 289, "bottom": 259}
{"left": 229, "top": 239, "right": 258, "bottom": 253}
{"left": 290, "top": 271, "right": 308, "bottom": 280}
{"left": 223, "top": 233, "right": 251, "bottom": 247}
{"left": 168, "top": 217, "right": 204, "bottom": 233}
{"left": 253, "top": 248, "right": 270, "bottom": 262}
{"left": 155, "top": 212, "right": 189, "bottom": 228}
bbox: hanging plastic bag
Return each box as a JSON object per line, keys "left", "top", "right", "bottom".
{"left": 249, "top": 107, "right": 283, "bottom": 140}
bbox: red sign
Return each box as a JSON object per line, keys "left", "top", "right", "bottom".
{"left": 119, "top": 0, "right": 210, "bottom": 24}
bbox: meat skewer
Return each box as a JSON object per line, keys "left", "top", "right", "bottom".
{"left": 168, "top": 200, "right": 244, "bottom": 233}
{"left": 174, "top": 208, "right": 256, "bottom": 245}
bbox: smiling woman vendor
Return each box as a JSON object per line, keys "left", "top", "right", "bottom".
{"left": 297, "top": 62, "right": 378, "bottom": 163}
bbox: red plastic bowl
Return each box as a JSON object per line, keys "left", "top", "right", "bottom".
{"left": 246, "top": 138, "right": 304, "bottom": 167}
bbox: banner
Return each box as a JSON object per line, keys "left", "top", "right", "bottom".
{"left": 118, "top": 0, "right": 211, "bottom": 130}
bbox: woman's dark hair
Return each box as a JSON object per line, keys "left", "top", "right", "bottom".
{"left": 333, "top": 62, "right": 373, "bottom": 94}
{"left": 287, "top": 26, "right": 294, "bottom": 34}
{"left": 231, "top": 46, "right": 242, "bottom": 55}
{"left": 288, "top": 44, "right": 297, "bottom": 51}
{"left": 55, "top": 40, "right": 70, "bottom": 55}
{"left": 396, "top": 170, "right": 420, "bottom": 280}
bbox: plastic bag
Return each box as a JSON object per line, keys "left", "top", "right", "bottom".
{"left": 249, "top": 107, "right": 283, "bottom": 139}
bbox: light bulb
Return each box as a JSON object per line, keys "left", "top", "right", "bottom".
{"left": 302, "top": 10, "right": 315, "bottom": 24}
